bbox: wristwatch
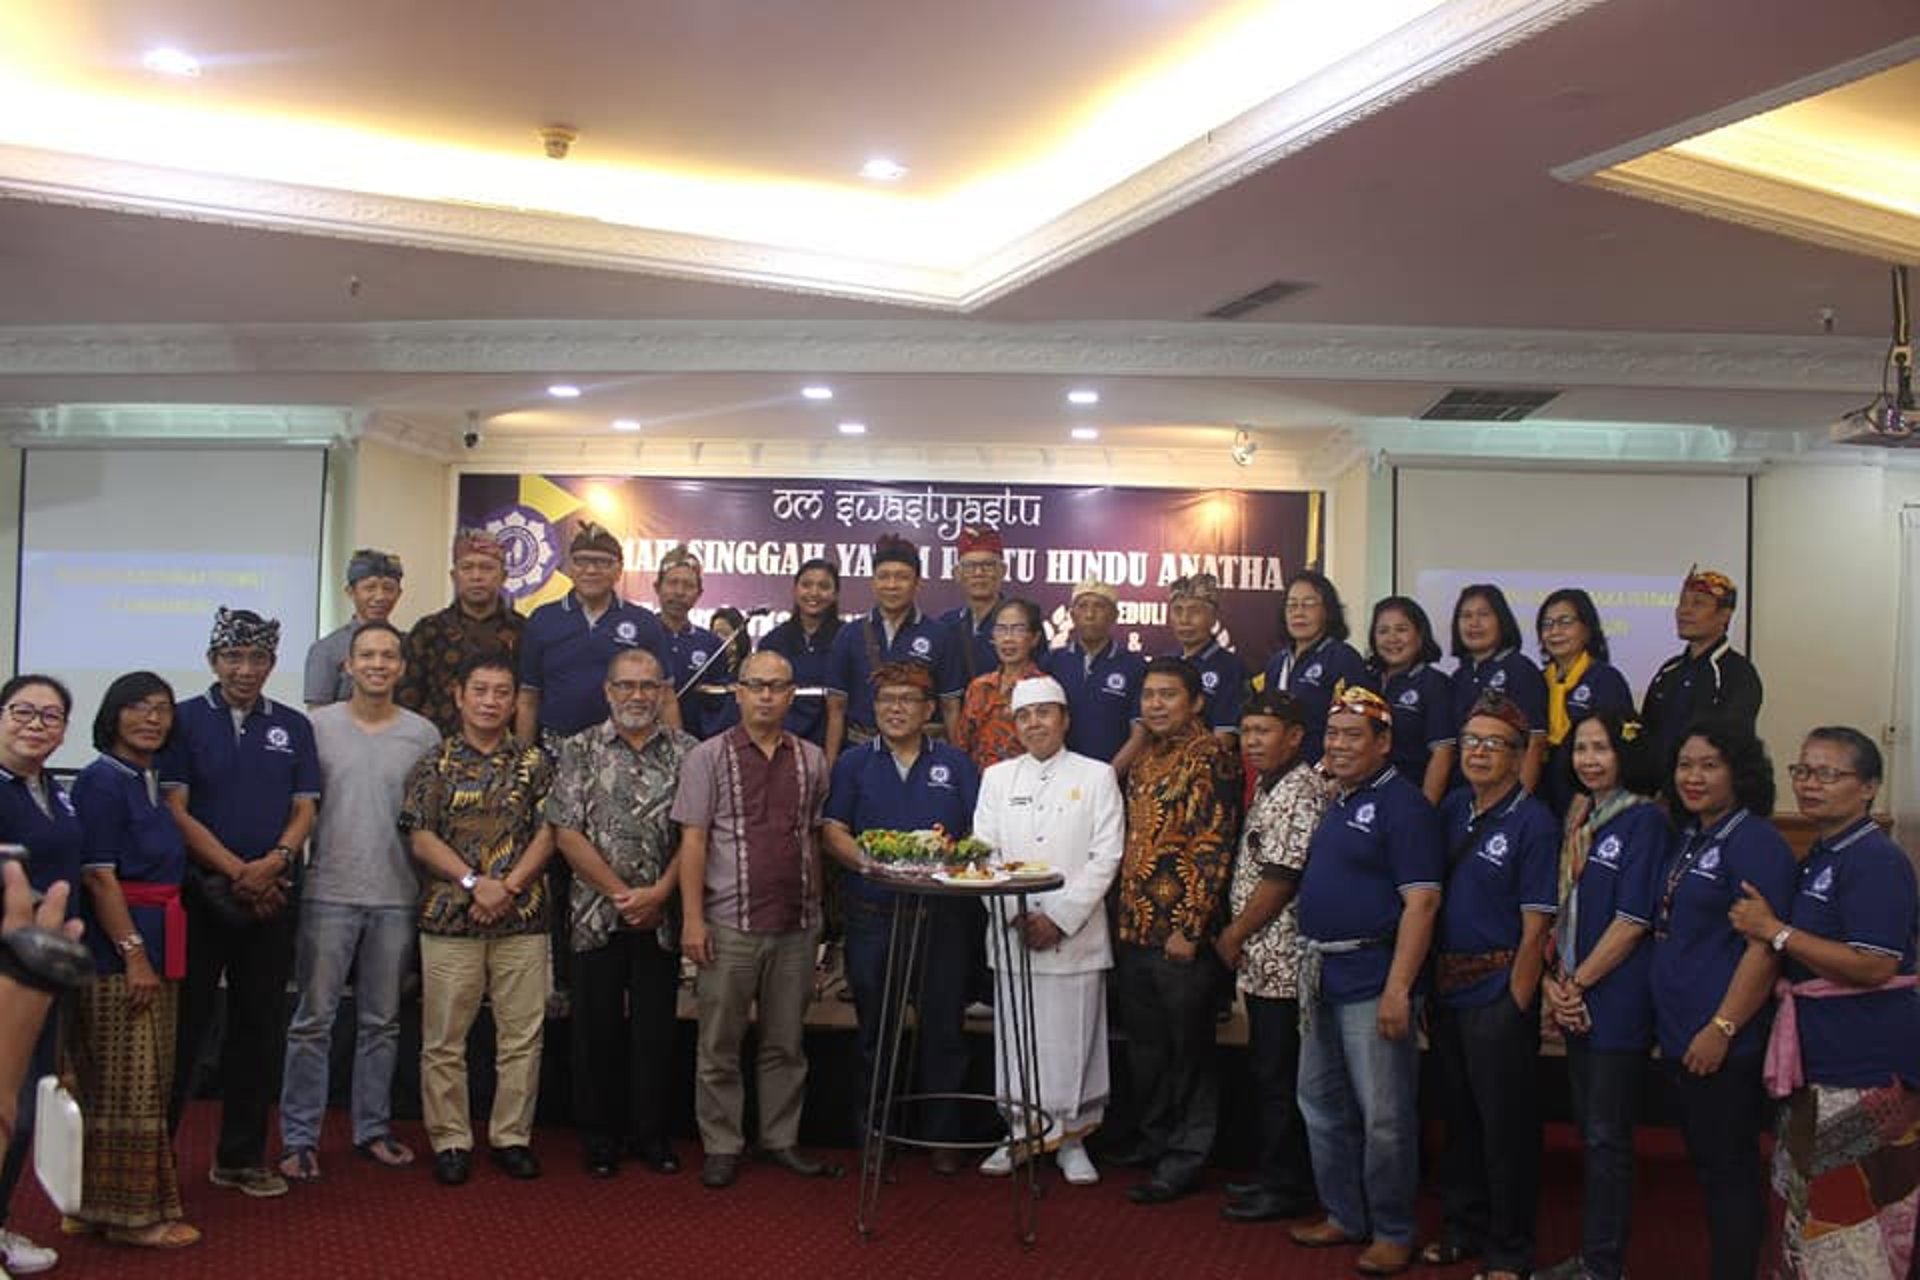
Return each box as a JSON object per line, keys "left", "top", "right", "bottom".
{"left": 115, "top": 934, "right": 145, "bottom": 956}
{"left": 1711, "top": 1015, "right": 1738, "bottom": 1039}
{"left": 458, "top": 869, "right": 481, "bottom": 893}
{"left": 1770, "top": 926, "right": 1794, "bottom": 953}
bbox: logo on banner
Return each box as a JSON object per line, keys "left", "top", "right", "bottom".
{"left": 485, "top": 506, "right": 559, "bottom": 596}
{"left": 1478, "top": 833, "right": 1509, "bottom": 867}
{"left": 614, "top": 620, "right": 638, "bottom": 644}
{"left": 1594, "top": 834, "right": 1623, "bottom": 868}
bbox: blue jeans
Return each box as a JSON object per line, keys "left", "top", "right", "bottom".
{"left": 1297, "top": 993, "right": 1423, "bottom": 1245}
{"left": 279, "top": 902, "right": 414, "bottom": 1150}
{"left": 1566, "top": 1043, "right": 1643, "bottom": 1280}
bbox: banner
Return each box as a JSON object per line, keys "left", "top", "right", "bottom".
{"left": 456, "top": 474, "right": 1322, "bottom": 665}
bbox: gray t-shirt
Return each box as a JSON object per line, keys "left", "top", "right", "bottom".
{"left": 304, "top": 623, "right": 357, "bottom": 706}
{"left": 307, "top": 702, "right": 443, "bottom": 908}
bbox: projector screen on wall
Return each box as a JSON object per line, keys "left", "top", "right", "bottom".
{"left": 18, "top": 448, "right": 326, "bottom": 769}
{"left": 1393, "top": 466, "right": 1750, "bottom": 702}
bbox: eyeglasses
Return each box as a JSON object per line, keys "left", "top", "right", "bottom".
{"left": 1460, "top": 733, "right": 1520, "bottom": 753}
{"left": 1539, "top": 615, "right": 1581, "bottom": 632}
{"left": 738, "top": 678, "right": 795, "bottom": 695}
{"left": 1284, "top": 598, "right": 1322, "bottom": 612}
{"left": 991, "top": 623, "right": 1031, "bottom": 636}
{"left": 1787, "top": 764, "right": 1859, "bottom": 785}
{"left": 3, "top": 703, "right": 66, "bottom": 729}
{"left": 125, "top": 700, "right": 172, "bottom": 721}
{"left": 572, "top": 555, "right": 620, "bottom": 571}
{"left": 957, "top": 559, "right": 1002, "bottom": 574}
{"left": 607, "top": 679, "right": 665, "bottom": 696}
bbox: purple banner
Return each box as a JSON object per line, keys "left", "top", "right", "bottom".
{"left": 456, "top": 474, "right": 1321, "bottom": 666}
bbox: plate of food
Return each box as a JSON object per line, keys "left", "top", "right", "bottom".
{"left": 859, "top": 826, "right": 995, "bottom": 874}
{"left": 932, "top": 867, "right": 1011, "bottom": 886}
{"left": 998, "top": 860, "right": 1055, "bottom": 880}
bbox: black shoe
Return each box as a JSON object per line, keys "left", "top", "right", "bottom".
{"left": 584, "top": 1144, "right": 619, "bottom": 1179}
{"left": 490, "top": 1145, "right": 541, "bottom": 1180}
{"left": 701, "top": 1153, "right": 739, "bottom": 1189}
{"left": 629, "top": 1139, "right": 680, "bottom": 1174}
{"left": 1128, "top": 1177, "right": 1193, "bottom": 1205}
{"left": 1224, "top": 1179, "right": 1266, "bottom": 1200}
{"left": 1222, "top": 1189, "right": 1315, "bottom": 1222}
{"left": 433, "top": 1148, "right": 471, "bottom": 1187}
{"left": 760, "top": 1146, "right": 840, "bottom": 1178}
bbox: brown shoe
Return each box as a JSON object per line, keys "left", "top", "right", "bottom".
{"left": 1355, "top": 1239, "right": 1414, "bottom": 1275}
{"left": 1290, "top": 1219, "right": 1360, "bottom": 1248}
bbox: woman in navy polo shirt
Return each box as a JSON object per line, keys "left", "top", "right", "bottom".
{"left": 1448, "top": 585, "right": 1547, "bottom": 792}
{"left": 1261, "top": 569, "right": 1366, "bottom": 765}
{"left": 1538, "top": 709, "right": 1669, "bottom": 1280}
{"left": 1729, "top": 727, "right": 1920, "bottom": 1280}
{"left": 1362, "top": 596, "right": 1455, "bottom": 804}
{"left": 1650, "top": 723, "right": 1795, "bottom": 1280}
{"left": 0, "top": 672, "right": 81, "bottom": 1277}
{"left": 757, "top": 558, "right": 842, "bottom": 747}
{"left": 1535, "top": 589, "right": 1634, "bottom": 821}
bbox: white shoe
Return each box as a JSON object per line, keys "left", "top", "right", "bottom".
{"left": 978, "top": 1145, "right": 1013, "bottom": 1177}
{"left": 1056, "top": 1140, "right": 1098, "bottom": 1185}
{"left": 0, "top": 1229, "right": 55, "bottom": 1275}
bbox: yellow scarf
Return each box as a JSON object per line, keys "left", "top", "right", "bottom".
{"left": 1543, "top": 650, "right": 1591, "bottom": 746}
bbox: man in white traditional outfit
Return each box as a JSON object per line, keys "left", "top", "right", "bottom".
{"left": 971, "top": 676, "right": 1124, "bottom": 1185}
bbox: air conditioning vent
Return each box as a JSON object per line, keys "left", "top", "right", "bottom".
{"left": 1418, "top": 388, "right": 1561, "bottom": 422}
{"left": 1203, "top": 279, "right": 1314, "bottom": 319}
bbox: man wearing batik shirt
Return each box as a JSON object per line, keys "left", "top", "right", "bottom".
{"left": 1216, "top": 689, "right": 1332, "bottom": 1224}
{"left": 1640, "top": 566, "right": 1763, "bottom": 768}
{"left": 399, "top": 529, "right": 526, "bottom": 735}
{"left": 304, "top": 548, "right": 404, "bottom": 708}
{"left": 1114, "top": 657, "right": 1242, "bottom": 1205}
{"left": 401, "top": 653, "right": 555, "bottom": 1188}
{"left": 938, "top": 524, "right": 1010, "bottom": 683}
{"left": 547, "top": 648, "right": 697, "bottom": 1180}
{"left": 1164, "top": 573, "right": 1248, "bottom": 746}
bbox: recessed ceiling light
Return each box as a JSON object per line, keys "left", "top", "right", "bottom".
{"left": 1067, "top": 389, "right": 1100, "bottom": 406}
{"left": 142, "top": 47, "right": 201, "bottom": 77}
{"left": 611, "top": 418, "right": 641, "bottom": 433}
{"left": 860, "top": 157, "right": 908, "bottom": 182}
{"left": 837, "top": 421, "right": 868, "bottom": 436}
{"left": 546, "top": 383, "right": 581, "bottom": 399}
{"left": 802, "top": 385, "right": 834, "bottom": 401}
{"left": 1070, "top": 426, "right": 1100, "bottom": 441}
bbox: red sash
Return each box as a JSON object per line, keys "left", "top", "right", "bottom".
{"left": 119, "top": 881, "right": 187, "bottom": 979}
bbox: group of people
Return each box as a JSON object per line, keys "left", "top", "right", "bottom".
{"left": 0, "top": 520, "right": 1913, "bottom": 1280}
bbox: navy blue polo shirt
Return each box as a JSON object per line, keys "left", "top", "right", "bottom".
{"left": 1786, "top": 819, "right": 1920, "bottom": 1088}
{"left": 1436, "top": 783, "right": 1559, "bottom": 1008}
{"left": 162, "top": 686, "right": 322, "bottom": 861}
{"left": 660, "top": 619, "right": 731, "bottom": 740}
{"left": 823, "top": 736, "right": 978, "bottom": 904}
{"left": 1297, "top": 765, "right": 1444, "bottom": 1003}
{"left": 827, "top": 608, "right": 967, "bottom": 732}
{"left": 1170, "top": 636, "right": 1247, "bottom": 733}
{"left": 0, "top": 764, "right": 83, "bottom": 916}
{"left": 1567, "top": 802, "right": 1668, "bottom": 1053}
{"left": 1367, "top": 663, "right": 1456, "bottom": 783}
{"left": 519, "top": 593, "right": 672, "bottom": 738}
{"left": 1451, "top": 649, "right": 1548, "bottom": 735}
{"left": 1052, "top": 638, "right": 1145, "bottom": 762}
{"left": 758, "top": 616, "right": 842, "bottom": 746}
{"left": 1263, "top": 637, "right": 1368, "bottom": 763}
{"left": 938, "top": 601, "right": 1002, "bottom": 684}
{"left": 72, "top": 753, "right": 189, "bottom": 974}
{"left": 1650, "top": 809, "right": 1796, "bottom": 1060}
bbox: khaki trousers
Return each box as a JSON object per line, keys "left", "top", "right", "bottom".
{"left": 420, "top": 932, "right": 549, "bottom": 1152}
{"left": 694, "top": 922, "right": 819, "bottom": 1155}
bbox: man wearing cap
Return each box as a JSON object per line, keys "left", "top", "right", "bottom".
{"left": 1114, "top": 657, "right": 1242, "bottom": 1204}
{"left": 971, "top": 675, "right": 1124, "bottom": 1185}
{"left": 1165, "top": 573, "right": 1248, "bottom": 746}
{"left": 1050, "top": 578, "right": 1149, "bottom": 769}
{"left": 1290, "top": 684, "right": 1444, "bottom": 1275}
{"left": 820, "top": 662, "right": 979, "bottom": 1173}
{"left": 1640, "top": 567, "right": 1763, "bottom": 768}
{"left": 304, "top": 549, "right": 405, "bottom": 709}
{"left": 650, "top": 545, "right": 731, "bottom": 740}
{"left": 164, "top": 607, "right": 321, "bottom": 1199}
{"left": 1423, "top": 690, "right": 1557, "bottom": 1279}
{"left": 1216, "top": 689, "right": 1333, "bottom": 1224}
{"left": 399, "top": 530, "right": 527, "bottom": 736}
{"left": 825, "top": 534, "right": 965, "bottom": 764}
{"left": 939, "top": 524, "right": 1012, "bottom": 683}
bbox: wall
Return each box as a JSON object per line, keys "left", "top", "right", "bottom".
{"left": 0, "top": 446, "right": 17, "bottom": 668}
{"left": 329, "top": 438, "right": 452, "bottom": 630}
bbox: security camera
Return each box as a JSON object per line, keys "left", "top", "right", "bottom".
{"left": 462, "top": 429, "right": 482, "bottom": 450}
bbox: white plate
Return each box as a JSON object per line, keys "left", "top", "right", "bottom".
{"left": 998, "top": 863, "right": 1054, "bottom": 879}
{"left": 932, "top": 869, "right": 1011, "bottom": 886}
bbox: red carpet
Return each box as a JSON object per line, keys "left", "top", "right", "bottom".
{"left": 13, "top": 1106, "right": 1710, "bottom": 1278}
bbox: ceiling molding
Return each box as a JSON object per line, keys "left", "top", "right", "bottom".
{"left": 0, "top": 401, "right": 353, "bottom": 445}
{"left": 0, "top": 319, "right": 1885, "bottom": 391}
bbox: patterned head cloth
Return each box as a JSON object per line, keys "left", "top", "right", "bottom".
{"left": 1168, "top": 572, "right": 1220, "bottom": 608}
{"left": 956, "top": 524, "right": 1004, "bottom": 557}
{"left": 1327, "top": 680, "right": 1392, "bottom": 729}
{"left": 1681, "top": 564, "right": 1738, "bottom": 610}
{"left": 1466, "top": 688, "right": 1531, "bottom": 738}
{"left": 208, "top": 606, "right": 280, "bottom": 656}
{"left": 869, "top": 661, "right": 933, "bottom": 695}
{"left": 451, "top": 528, "right": 505, "bottom": 564}
{"left": 1243, "top": 686, "right": 1307, "bottom": 727}
{"left": 657, "top": 543, "right": 702, "bottom": 581}
{"left": 1071, "top": 577, "right": 1118, "bottom": 607}
{"left": 873, "top": 534, "right": 920, "bottom": 573}
{"left": 345, "top": 548, "right": 404, "bottom": 586}
{"left": 570, "top": 522, "right": 623, "bottom": 560}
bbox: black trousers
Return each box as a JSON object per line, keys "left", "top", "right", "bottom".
{"left": 843, "top": 893, "right": 975, "bottom": 1141}
{"left": 1567, "top": 1043, "right": 1644, "bottom": 1280}
{"left": 1115, "top": 941, "right": 1221, "bottom": 1187}
{"left": 1667, "top": 1055, "right": 1768, "bottom": 1280}
{"left": 1243, "top": 993, "right": 1315, "bottom": 1200}
{"left": 570, "top": 932, "right": 681, "bottom": 1154}
{"left": 1432, "top": 994, "right": 1544, "bottom": 1275}
{"left": 170, "top": 895, "right": 296, "bottom": 1169}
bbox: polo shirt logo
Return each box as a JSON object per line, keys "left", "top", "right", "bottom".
{"left": 1478, "top": 833, "right": 1509, "bottom": 866}
{"left": 1691, "top": 846, "right": 1722, "bottom": 878}
{"left": 1571, "top": 685, "right": 1592, "bottom": 706}
{"left": 1593, "top": 834, "right": 1622, "bottom": 867}
{"left": 1303, "top": 662, "right": 1323, "bottom": 684}
{"left": 1201, "top": 670, "right": 1220, "bottom": 691}
{"left": 1396, "top": 688, "right": 1419, "bottom": 707}
{"left": 1348, "top": 801, "right": 1377, "bottom": 832}
{"left": 615, "top": 620, "right": 638, "bottom": 643}
{"left": 265, "top": 726, "right": 292, "bottom": 751}
{"left": 691, "top": 649, "right": 709, "bottom": 666}
{"left": 1104, "top": 672, "right": 1126, "bottom": 692}
{"left": 1488, "top": 670, "right": 1509, "bottom": 691}
{"left": 927, "top": 763, "right": 952, "bottom": 788}
{"left": 1806, "top": 865, "right": 1835, "bottom": 901}
{"left": 910, "top": 636, "right": 932, "bottom": 657}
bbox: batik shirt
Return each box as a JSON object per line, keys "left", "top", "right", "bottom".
{"left": 1118, "top": 721, "right": 1243, "bottom": 946}
{"left": 1229, "top": 761, "right": 1333, "bottom": 999}
{"left": 399, "top": 734, "right": 553, "bottom": 938}
{"left": 397, "top": 601, "right": 527, "bottom": 736}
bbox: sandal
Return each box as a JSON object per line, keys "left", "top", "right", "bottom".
{"left": 1419, "top": 1241, "right": 1480, "bottom": 1266}
{"left": 356, "top": 1135, "right": 416, "bottom": 1167}
{"left": 275, "top": 1147, "right": 321, "bottom": 1182}
{"left": 105, "top": 1221, "right": 201, "bottom": 1249}
{"left": 59, "top": 1216, "right": 101, "bottom": 1236}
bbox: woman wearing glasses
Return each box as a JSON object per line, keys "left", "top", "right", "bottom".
{"left": 0, "top": 675, "right": 83, "bottom": 1276}
{"left": 1260, "top": 570, "right": 1366, "bottom": 765}
{"left": 1729, "top": 728, "right": 1919, "bottom": 1280}
{"left": 1650, "top": 723, "right": 1795, "bottom": 1280}
{"left": 1534, "top": 589, "right": 1633, "bottom": 820}
{"left": 1448, "top": 585, "right": 1548, "bottom": 792}
{"left": 956, "top": 597, "right": 1048, "bottom": 771}
{"left": 1362, "top": 596, "right": 1455, "bottom": 804}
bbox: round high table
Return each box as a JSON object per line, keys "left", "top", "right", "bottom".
{"left": 853, "top": 864, "right": 1065, "bottom": 1248}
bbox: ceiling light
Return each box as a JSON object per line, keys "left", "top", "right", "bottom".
{"left": 802, "top": 385, "right": 834, "bottom": 401}
{"left": 1067, "top": 389, "right": 1100, "bottom": 406}
{"left": 611, "top": 418, "right": 641, "bottom": 433}
{"left": 860, "top": 157, "right": 908, "bottom": 182}
{"left": 1071, "top": 427, "right": 1100, "bottom": 441}
{"left": 837, "top": 421, "right": 868, "bottom": 436}
{"left": 142, "top": 47, "right": 201, "bottom": 77}
{"left": 546, "top": 384, "right": 582, "bottom": 399}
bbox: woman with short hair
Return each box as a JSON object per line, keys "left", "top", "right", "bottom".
{"left": 1362, "top": 596, "right": 1455, "bottom": 804}
{"left": 1449, "top": 584, "right": 1548, "bottom": 791}
{"left": 956, "top": 597, "right": 1047, "bottom": 770}
{"left": 1534, "top": 589, "right": 1633, "bottom": 819}
{"left": 1261, "top": 569, "right": 1367, "bottom": 764}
